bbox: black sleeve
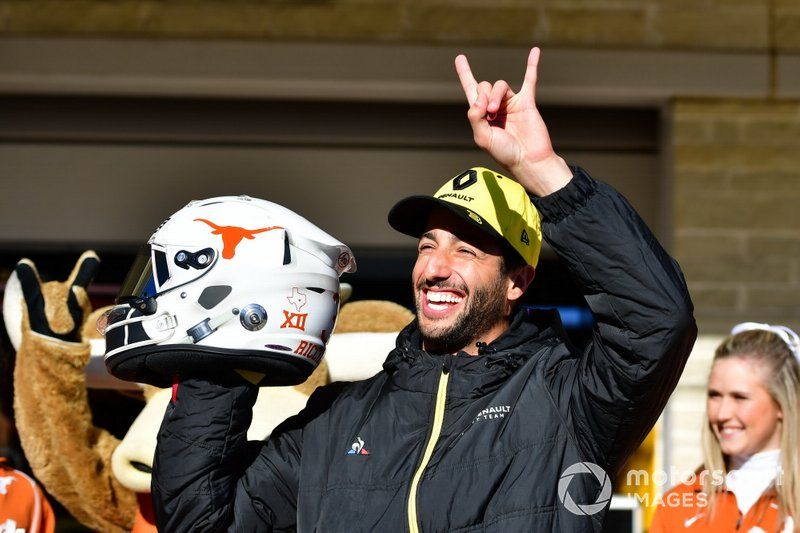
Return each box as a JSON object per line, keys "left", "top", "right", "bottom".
{"left": 533, "top": 166, "right": 697, "bottom": 476}
{"left": 152, "top": 377, "right": 344, "bottom": 532}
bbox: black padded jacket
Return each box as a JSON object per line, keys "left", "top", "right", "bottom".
{"left": 153, "top": 167, "right": 697, "bottom": 532}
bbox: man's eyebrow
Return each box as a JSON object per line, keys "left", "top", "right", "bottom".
{"left": 421, "top": 230, "right": 478, "bottom": 249}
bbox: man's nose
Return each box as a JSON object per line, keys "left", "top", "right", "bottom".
{"left": 425, "top": 249, "right": 452, "bottom": 280}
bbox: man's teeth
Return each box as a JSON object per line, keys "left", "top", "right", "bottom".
{"left": 427, "top": 292, "right": 463, "bottom": 304}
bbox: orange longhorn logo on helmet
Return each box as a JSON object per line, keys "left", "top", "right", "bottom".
{"left": 194, "top": 218, "right": 283, "bottom": 259}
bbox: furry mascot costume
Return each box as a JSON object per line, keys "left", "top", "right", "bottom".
{"left": 4, "top": 251, "right": 138, "bottom": 532}
{"left": 4, "top": 251, "right": 413, "bottom": 532}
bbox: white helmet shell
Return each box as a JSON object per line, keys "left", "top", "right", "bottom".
{"left": 103, "top": 195, "right": 355, "bottom": 387}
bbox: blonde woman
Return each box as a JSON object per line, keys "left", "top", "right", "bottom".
{"left": 651, "top": 322, "right": 800, "bottom": 532}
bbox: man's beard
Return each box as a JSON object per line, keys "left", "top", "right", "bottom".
{"left": 414, "top": 275, "right": 507, "bottom": 354}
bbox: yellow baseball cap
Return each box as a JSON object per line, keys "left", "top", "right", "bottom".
{"left": 388, "top": 167, "right": 542, "bottom": 267}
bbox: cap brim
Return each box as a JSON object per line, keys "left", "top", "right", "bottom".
{"left": 388, "top": 195, "right": 506, "bottom": 245}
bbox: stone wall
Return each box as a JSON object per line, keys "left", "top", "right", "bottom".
{"left": 0, "top": 0, "right": 797, "bottom": 53}
{"left": 673, "top": 99, "right": 800, "bottom": 334}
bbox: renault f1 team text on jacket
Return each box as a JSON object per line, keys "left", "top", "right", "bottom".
{"left": 153, "top": 168, "right": 697, "bottom": 532}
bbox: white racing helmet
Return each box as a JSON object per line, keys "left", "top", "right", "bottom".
{"left": 102, "top": 195, "right": 355, "bottom": 387}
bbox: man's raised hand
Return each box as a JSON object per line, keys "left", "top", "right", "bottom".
{"left": 455, "top": 47, "right": 572, "bottom": 196}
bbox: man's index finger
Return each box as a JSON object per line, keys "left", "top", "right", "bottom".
{"left": 455, "top": 54, "right": 479, "bottom": 106}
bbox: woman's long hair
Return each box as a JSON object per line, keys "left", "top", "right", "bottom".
{"left": 701, "top": 326, "right": 800, "bottom": 523}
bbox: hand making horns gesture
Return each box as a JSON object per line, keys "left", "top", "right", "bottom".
{"left": 455, "top": 47, "right": 573, "bottom": 196}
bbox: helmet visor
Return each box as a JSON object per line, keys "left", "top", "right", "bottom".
{"left": 117, "top": 246, "right": 158, "bottom": 301}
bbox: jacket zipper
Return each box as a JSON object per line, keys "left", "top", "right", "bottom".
{"left": 407, "top": 360, "right": 451, "bottom": 533}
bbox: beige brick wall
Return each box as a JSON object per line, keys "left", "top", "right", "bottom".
{"left": 776, "top": 0, "right": 800, "bottom": 51}
{"left": 663, "top": 335, "right": 720, "bottom": 474}
{"left": 672, "top": 99, "right": 800, "bottom": 334}
{"left": 0, "top": 0, "right": 789, "bottom": 53}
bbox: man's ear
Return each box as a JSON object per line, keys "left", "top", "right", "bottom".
{"left": 506, "top": 265, "right": 536, "bottom": 302}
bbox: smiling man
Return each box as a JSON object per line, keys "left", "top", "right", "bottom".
{"left": 390, "top": 169, "right": 538, "bottom": 357}
{"left": 153, "top": 48, "right": 698, "bottom": 532}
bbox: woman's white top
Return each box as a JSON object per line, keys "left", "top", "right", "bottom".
{"left": 726, "top": 449, "right": 781, "bottom": 516}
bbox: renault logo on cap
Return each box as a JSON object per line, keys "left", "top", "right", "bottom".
{"left": 452, "top": 169, "right": 478, "bottom": 190}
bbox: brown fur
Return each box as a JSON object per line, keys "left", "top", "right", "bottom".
{"left": 292, "top": 359, "right": 330, "bottom": 397}
{"left": 334, "top": 301, "right": 414, "bottom": 333}
{"left": 14, "top": 307, "right": 137, "bottom": 532}
{"left": 41, "top": 282, "right": 82, "bottom": 336}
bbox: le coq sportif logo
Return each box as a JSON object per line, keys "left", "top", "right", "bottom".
{"left": 558, "top": 462, "right": 613, "bottom": 516}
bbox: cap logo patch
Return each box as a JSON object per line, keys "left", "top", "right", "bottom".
{"left": 452, "top": 169, "right": 478, "bottom": 190}
{"left": 467, "top": 210, "right": 483, "bottom": 224}
{"left": 521, "top": 229, "right": 530, "bottom": 245}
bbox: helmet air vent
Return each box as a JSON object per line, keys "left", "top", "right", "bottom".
{"left": 197, "top": 285, "right": 232, "bottom": 310}
{"left": 283, "top": 233, "right": 292, "bottom": 265}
